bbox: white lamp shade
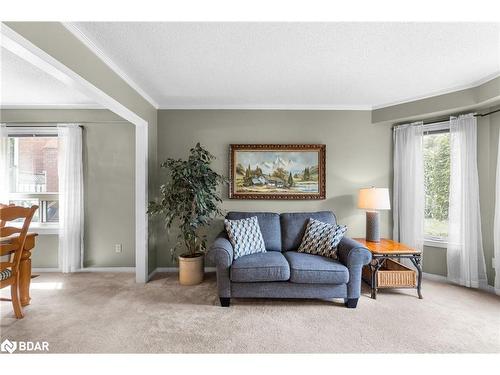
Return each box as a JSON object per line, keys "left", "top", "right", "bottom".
{"left": 358, "top": 187, "right": 391, "bottom": 210}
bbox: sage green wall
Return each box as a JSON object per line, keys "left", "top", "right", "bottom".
{"left": 422, "top": 246, "right": 447, "bottom": 277}
{"left": 82, "top": 122, "right": 135, "bottom": 267}
{"left": 157, "top": 108, "right": 498, "bottom": 283}
{"left": 30, "top": 234, "right": 58, "bottom": 269}
{"left": 4, "top": 22, "right": 158, "bottom": 275}
{"left": 1, "top": 109, "right": 136, "bottom": 269}
{"left": 156, "top": 110, "right": 393, "bottom": 267}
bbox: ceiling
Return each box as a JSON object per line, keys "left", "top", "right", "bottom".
{"left": 0, "top": 46, "right": 98, "bottom": 108}
{"left": 70, "top": 22, "right": 500, "bottom": 109}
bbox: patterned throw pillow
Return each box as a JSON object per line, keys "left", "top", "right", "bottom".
{"left": 298, "top": 218, "right": 347, "bottom": 259}
{"left": 224, "top": 216, "right": 267, "bottom": 259}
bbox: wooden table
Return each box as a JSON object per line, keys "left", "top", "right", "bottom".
{"left": 0, "top": 232, "right": 38, "bottom": 306}
{"left": 354, "top": 238, "right": 423, "bottom": 300}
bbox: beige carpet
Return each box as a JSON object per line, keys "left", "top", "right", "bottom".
{"left": 1, "top": 272, "right": 499, "bottom": 353}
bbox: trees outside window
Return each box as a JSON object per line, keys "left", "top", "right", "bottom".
{"left": 423, "top": 131, "right": 450, "bottom": 240}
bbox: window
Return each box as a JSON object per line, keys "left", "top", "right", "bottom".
{"left": 7, "top": 128, "right": 59, "bottom": 227}
{"left": 423, "top": 123, "right": 450, "bottom": 244}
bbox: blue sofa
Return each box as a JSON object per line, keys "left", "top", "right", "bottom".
{"left": 208, "top": 211, "right": 372, "bottom": 308}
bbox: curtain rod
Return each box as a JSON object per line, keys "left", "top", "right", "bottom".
{"left": 5, "top": 124, "right": 84, "bottom": 128}
{"left": 392, "top": 108, "right": 500, "bottom": 129}
{"left": 4, "top": 121, "right": 129, "bottom": 127}
{"left": 475, "top": 108, "right": 500, "bottom": 118}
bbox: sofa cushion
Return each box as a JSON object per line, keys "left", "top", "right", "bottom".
{"left": 231, "top": 252, "right": 290, "bottom": 282}
{"left": 226, "top": 212, "right": 281, "bottom": 251}
{"left": 298, "top": 218, "right": 347, "bottom": 259}
{"left": 280, "top": 211, "right": 336, "bottom": 251}
{"left": 284, "top": 251, "right": 349, "bottom": 284}
{"left": 225, "top": 216, "right": 267, "bottom": 260}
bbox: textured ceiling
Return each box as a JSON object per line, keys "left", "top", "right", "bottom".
{"left": 0, "top": 47, "right": 97, "bottom": 107}
{"left": 72, "top": 22, "right": 500, "bottom": 109}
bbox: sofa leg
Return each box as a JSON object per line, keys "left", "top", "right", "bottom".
{"left": 220, "top": 297, "right": 230, "bottom": 307}
{"left": 345, "top": 298, "right": 358, "bottom": 308}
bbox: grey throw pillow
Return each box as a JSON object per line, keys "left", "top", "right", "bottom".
{"left": 298, "top": 218, "right": 347, "bottom": 259}
{"left": 224, "top": 216, "right": 267, "bottom": 259}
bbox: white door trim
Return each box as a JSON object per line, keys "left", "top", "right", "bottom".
{"left": 1, "top": 23, "right": 149, "bottom": 283}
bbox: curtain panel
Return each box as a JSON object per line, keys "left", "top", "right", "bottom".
{"left": 494, "top": 131, "right": 500, "bottom": 293}
{"left": 58, "top": 124, "right": 84, "bottom": 273}
{"left": 393, "top": 122, "right": 425, "bottom": 259}
{"left": 446, "top": 114, "right": 487, "bottom": 288}
{"left": 0, "top": 124, "right": 9, "bottom": 203}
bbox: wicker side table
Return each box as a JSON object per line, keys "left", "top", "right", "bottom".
{"left": 353, "top": 238, "right": 423, "bottom": 300}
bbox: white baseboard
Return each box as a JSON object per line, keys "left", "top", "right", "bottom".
{"left": 482, "top": 284, "right": 500, "bottom": 296}
{"left": 29, "top": 268, "right": 500, "bottom": 296}
{"left": 33, "top": 267, "right": 136, "bottom": 273}
{"left": 422, "top": 272, "right": 448, "bottom": 282}
{"left": 154, "top": 267, "right": 216, "bottom": 273}
{"left": 423, "top": 272, "right": 500, "bottom": 296}
{"left": 148, "top": 266, "right": 216, "bottom": 280}
{"left": 32, "top": 268, "right": 61, "bottom": 273}
{"left": 148, "top": 269, "right": 158, "bottom": 279}
{"left": 78, "top": 267, "right": 135, "bottom": 273}
{"left": 154, "top": 267, "right": 179, "bottom": 273}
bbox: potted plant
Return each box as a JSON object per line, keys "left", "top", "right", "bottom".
{"left": 148, "top": 143, "right": 226, "bottom": 285}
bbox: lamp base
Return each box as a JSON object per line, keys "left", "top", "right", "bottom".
{"left": 366, "top": 211, "right": 380, "bottom": 242}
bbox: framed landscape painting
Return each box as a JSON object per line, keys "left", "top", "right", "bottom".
{"left": 229, "top": 144, "right": 326, "bottom": 200}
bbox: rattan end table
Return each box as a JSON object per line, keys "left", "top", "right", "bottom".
{"left": 354, "top": 238, "right": 423, "bottom": 300}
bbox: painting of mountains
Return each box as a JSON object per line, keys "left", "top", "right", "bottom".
{"left": 229, "top": 144, "right": 326, "bottom": 200}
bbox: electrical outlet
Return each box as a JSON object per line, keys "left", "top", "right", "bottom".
{"left": 114, "top": 244, "right": 122, "bottom": 253}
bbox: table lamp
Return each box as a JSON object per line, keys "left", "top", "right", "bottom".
{"left": 358, "top": 187, "right": 391, "bottom": 242}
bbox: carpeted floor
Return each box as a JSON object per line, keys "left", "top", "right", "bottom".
{"left": 1, "top": 272, "right": 499, "bottom": 353}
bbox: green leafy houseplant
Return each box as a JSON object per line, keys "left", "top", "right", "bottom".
{"left": 148, "top": 143, "right": 227, "bottom": 259}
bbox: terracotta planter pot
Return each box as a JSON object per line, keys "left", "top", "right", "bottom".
{"left": 178, "top": 253, "right": 204, "bottom": 285}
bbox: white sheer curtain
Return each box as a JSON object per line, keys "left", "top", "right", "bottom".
{"left": 494, "top": 131, "right": 500, "bottom": 293}
{"left": 58, "top": 124, "right": 84, "bottom": 273}
{"left": 0, "top": 124, "right": 9, "bottom": 203}
{"left": 447, "top": 114, "right": 487, "bottom": 288}
{"left": 393, "top": 122, "right": 425, "bottom": 259}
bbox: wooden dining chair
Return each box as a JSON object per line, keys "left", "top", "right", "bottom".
{"left": 0, "top": 205, "right": 38, "bottom": 319}
{"left": 0, "top": 203, "right": 14, "bottom": 228}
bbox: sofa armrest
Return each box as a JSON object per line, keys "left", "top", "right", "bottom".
{"left": 337, "top": 237, "right": 372, "bottom": 300}
{"left": 207, "top": 231, "right": 233, "bottom": 299}
{"left": 207, "top": 231, "right": 234, "bottom": 267}
{"left": 337, "top": 237, "right": 372, "bottom": 268}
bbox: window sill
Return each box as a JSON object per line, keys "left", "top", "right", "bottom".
{"left": 29, "top": 224, "right": 59, "bottom": 235}
{"left": 9, "top": 223, "right": 59, "bottom": 235}
{"left": 424, "top": 239, "right": 447, "bottom": 249}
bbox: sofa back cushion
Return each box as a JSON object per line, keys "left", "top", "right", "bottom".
{"left": 280, "top": 211, "right": 337, "bottom": 251}
{"left": 226, "top": 212, "right": 282, "bottom": 251}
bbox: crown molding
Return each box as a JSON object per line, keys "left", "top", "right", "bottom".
{"left": 1, "top": 103, "right": 105, "bottom": 110}
{"left": 158, "top": 104, "right": 373, "bottom": 110}
{"left": 159, "top": 71, "right": 499, "bottom": 111}
{"left": 62, "top": 22, "right": 159, "bottom": 109}
{"left": 372, "top": 72, "right": 500, "bottom": 110}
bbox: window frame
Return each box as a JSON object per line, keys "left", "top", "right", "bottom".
{"left": 422, "top": 121, "right": 450, "bottom": 246}
{"left": 6, "top": 125, "right": 60, "bottom": 234}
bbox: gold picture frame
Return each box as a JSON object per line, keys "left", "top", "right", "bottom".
{"left": 229, "top": 144, "right": 326, "bottom": 200}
